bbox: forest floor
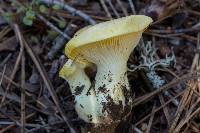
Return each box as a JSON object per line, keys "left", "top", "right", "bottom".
{"left": 0, "top": 0, "right": 200, "bottom": 133}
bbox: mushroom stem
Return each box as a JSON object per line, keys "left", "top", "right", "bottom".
{"left": 60, "top": 59, "right": 132, "bottom": 124}
{"left": 60, "top": 60, "right": 102, "bottom": 123}
{"left": 96, "top": 62, "right": 128, "bottom": 87}
{"left": 94, "top": 61, "right": 132, "bottom": 123}
{"left": 96, "top": 62, "right": 129, "bottom": 100}
{"left": 65, "top": 66, "right": 91, "bottom": 95}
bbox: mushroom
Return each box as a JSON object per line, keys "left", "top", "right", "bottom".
{"left": 59, "top": 59, "right": 102, "bottom": 123}
{"left": 60, "top": 15, "right": 152, "bottom": 128}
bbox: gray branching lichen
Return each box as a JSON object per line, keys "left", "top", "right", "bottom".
{"left": 140, "top": 41, "right": 175, "bottom": 89}
{"left": 129, "top": 41, "right": 178, "bottom": 106}
{"left": 129, "top": 41, "right": 176, "bottom": 89}
{"left": 146, "top": 71, "right": 165, "bottom": 89}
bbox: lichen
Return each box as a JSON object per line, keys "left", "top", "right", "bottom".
{"left": 129, "top": 41, "right": 175, "bottom": 89}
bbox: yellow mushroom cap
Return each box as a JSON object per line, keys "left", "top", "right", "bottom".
{"left": 65, "top": 15, "right": 153, "bottom": 64}
{"left": 59, "top": 59, "right": 90, "bottom": 79}
{"left": 59, "top": 59, "right": 76, "bottom": 79}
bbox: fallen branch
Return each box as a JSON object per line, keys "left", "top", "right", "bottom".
{"left": 37, "top": 14, "right": 70, "bottom": 39}
{"left": 47, "top": 24, "right": 71, "bottom": 59}
{"left": 40, "top": 0, "right": 96, "bottom": 25}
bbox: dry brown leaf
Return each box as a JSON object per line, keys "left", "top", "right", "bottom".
{"left": 0, "top": 36, "right": 17, "bottom": 52}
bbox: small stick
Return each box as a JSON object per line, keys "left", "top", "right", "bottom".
{"left": 133, "top": 127, "right": 143, "bottom": 133}
{"left": 0, "top": 72, "right": 23, "bottom": 88}
{"left": 146, "top": 102, "right": 156, "bottom": 133}
{"left": 0, "top": 65, "right": 6, "bottom": 86}
{"left": 158, "top": 94, "right": 171, "bottom": 125}
{"left": 0, "top": 53, "right": 12, "bottom": 67}
{"left": 128, "top": 0, "right": 136, "bottom": 14}
{"left": 99, "top": 0, "right": 112, "bottom": 19}
{"left": 10, "top": 23, "right": 26, "bottom": 133}
{"left": 0, "top": 26, "right": 11, "bottom": 39}
{"left": 40, "top": 0, "right": 96, "bottom": 25}
{"left": 37, "top": 14, "right": 70, "bottom": 39}
{"left": 0, "top": 24, "right": 23, "bottom": 107}
{"left": 21, "top": 51, "right": 26, "bottom": 133}
{"left": 116, "top": 0, "right": 128, "bottom": 16}
{"left": 148, "top": 22, "right": 200, "bottom": 34}
{"left": 0, "top": 111, "right": 35, "bottom": 132}
{"left": 39, "top": 116, "right": 50, "bottom": 133}
{"left": 170, "top": 33, "right": 200, "bottom": 132}
{"left": 43, "top": 60, "right": 59, "bottom": 97}
{"left": 0, "top": 124, "right": 16, "bottom": 133}
{"left": 23, "top": 39, "right": 77, "bottom": 133}
{"left": 169, "top": 86, "right": 192, "bottom": 132}
{"left": 174, "top": 100, "right": 200, "bottom": 132}
{"left": 134, "top": 69, "right": 200, "bottom": 106}
{"left": 47, "top": 21, "right": 72, "bottom": 59}
{"left": 0, "top": 109, "right": 22, "bottom": 127}
{"left": 106, "top": 0, "right": 120, "bottom": 18}
{"left": 134, "top": 90, "right": 184, "bottom": 126}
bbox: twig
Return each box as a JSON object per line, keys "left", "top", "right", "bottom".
{"left": 0, "top": 53, "right": 12, "bottom": 67}
{"left": 0, "top": 26, "right": 11, "bottom": 39}
{"left": 0, "top": 24, "right": 23, "bottom": 107}
{"left": 0, "top": 72, "right": 22, "bottom": 88}
{"left": 40, "top": 0, "right": 96, "bottom": 25}
{"left": 99, "top": 0, "right": 112, "bottom": 19}
{"left": 106, "top": 0, "right": 120, "bottom": 18}
{"left": 148, "top": 22, "right": 200, "bottom": 34}
{"left": 163, "top": 90, "right": 179, "bottom": 106}
{"left": 0, "top": 111, "right": 35, "bottom": 132}
{"left": 146, "top": 102, "right": 156, "bottom": 133}
{"left": 190, "top": 33, "right": 200, "bottom": 71}
{"left": 158, "top": 94, "right": 171, "bottom": 125}
{"left": 174, "top": 100, "right": 200, "bottom": 133}
{"left": 9, "top": 24, "right": 27, "bottom": 133}
{"left": 0, "top": 64, "right": 6, "bottom": 86}
{"left": 43, "top": 60, "right": 59, "bottom": 97}
{"left": 134, "top": 90, "right": 184, "bottom": 126}
{"left": 39, "top": 116, "right": 50, "bottom": 133}
{"left": 0, "top": 8, "right": 75, "bottom": 130}
{"left": 0, "top": 85, "right": 63, "bottom": 117}
{"left": 133, "top": 69, "right": 200, "bottom": 106}
{"left": 128, "top": 0, "right": 136, "bottom": 14}
{"left": 25, "top": 119, "right": 83, "bottom": 133}
{"left": 169, "top": 33, "right": 200, "bottom": 132}
{"left": 47, "top": 21, "right": 72, "bottom": 59}
{"left": 169, "top": 86, "right": 192, "bottom": 132}
{"left": 37, "top": 14, "right": 70, "bottom": 39}
{"left": 21, "top": 50, "right": 26, "bottom": 133}
{"left": 0, "top": 123, "right": 16, "bottom": 133}
{"left": 133, "top": 127, "right": 143, "bottom": 133}
{"left": 187, "top": 9, "right": 200, "bottom": 16}
{"left": 22, "top": 39, "right": 77, "bottom": 133}
{"left": 0, "top": 24, "right": 26, "bottom": 132}
{"left": 0, "top": 86, "right": 20, "bottom": 102}
{"left": 0, "top": 71, "right": 64, "bottom": 116}
{"left": 0, "top": 109, "right": 22, "bottom": 127}
{"left": 116, "top": 0, "right": 128, "bottom": 16}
